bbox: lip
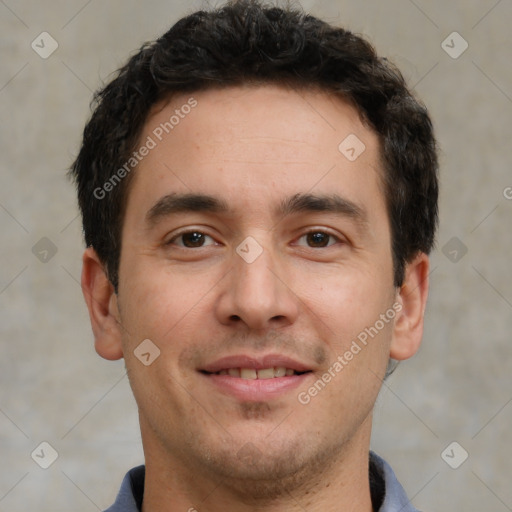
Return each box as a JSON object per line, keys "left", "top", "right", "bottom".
{"left": 200, "top": 354, "right": 312, "bottom": 374}
{"left": 200, "top": 372, "right": 312, "bottom": 401}
{"left": 199, "top": 353, "right": 314, "bottom": 401}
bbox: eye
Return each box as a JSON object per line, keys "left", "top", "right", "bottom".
{"left": 168, "top": 231, "right": 217, "bottom": 248}
{"left": 296, "top": 230, "right": 341, "bottom": 248}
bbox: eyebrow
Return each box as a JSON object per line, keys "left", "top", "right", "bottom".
{"left": 145, "top": 192, "right": 368, "bottom": 228}
{"left": 145, "top": 193, "right": 230, "bottom": 226}
{"left": 277, "top": 192, "right": 368, "bottom": 227}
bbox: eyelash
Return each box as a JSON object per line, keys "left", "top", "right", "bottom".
{"left": 166, "top": 229, "right": 344, "bottom": 249}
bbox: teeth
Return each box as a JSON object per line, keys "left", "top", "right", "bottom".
{"left": 274, "top": 366, "right": 287, "bottom": 377}
{"left": 217, "top": 367, "right": 298, "bottom": 379}
{"left": 257, "top": 368, "right": 275, "bottom": 379}
{"left": 240, "top": 368, "right": 257, "bottom": 380}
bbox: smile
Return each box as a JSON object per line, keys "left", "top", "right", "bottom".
{"left": 199, "top": 354, "right": 314, "bottom": 401}
{"left": 206, "top": 367, "right": 305, "bottom": 379}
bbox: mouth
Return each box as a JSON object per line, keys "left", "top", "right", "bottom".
{"left": 202, "top": 367, "right": 308, "bottom": 379}
{"left": 199, "top": 355, "right": 314, "bottom": 401}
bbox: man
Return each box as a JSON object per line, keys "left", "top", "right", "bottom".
{"left": 70, "top": 1, "right": 438, "bottom": 510}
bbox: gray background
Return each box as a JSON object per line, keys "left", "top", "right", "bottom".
{"left": 1, "top": 0, "right": 511, "bottom": 510}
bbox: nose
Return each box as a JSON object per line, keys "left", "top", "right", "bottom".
{"left": 214, "top": 241, "right": 299, "bottom": 331}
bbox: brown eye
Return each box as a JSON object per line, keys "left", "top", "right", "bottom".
{"left": 169, "top": 231, "right": 216, "bottom": 248}
{"left": 306, "top": 232, "right": 331, "bottom": 247}
{"left": 297, "top": 231, "right": 339, "bottom": 248}
{"left": 181, "top": 232, "right": 206, "bottom": 247}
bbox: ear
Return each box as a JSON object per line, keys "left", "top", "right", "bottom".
{"left": 390, "top": 252, "right": 430, "bottom": 361}
{"left": 81, "top": 247, "right": 124, "bottom": 360}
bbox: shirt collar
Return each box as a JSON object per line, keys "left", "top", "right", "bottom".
{"left": 369, "top": 452, "right": 420, "bottom": 512}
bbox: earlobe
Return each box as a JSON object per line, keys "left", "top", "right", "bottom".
{"left": 390, "top": 252, "right": 430, "bottom": 361}
{"left": 81, "top": 248, "right": 124, "bottom": 361}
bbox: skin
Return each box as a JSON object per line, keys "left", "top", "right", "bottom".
{"left": 82, "top": 84, "right": 430, "bottom": 512}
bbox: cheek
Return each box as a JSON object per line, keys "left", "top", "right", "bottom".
{"left": 118, "top": 266, "right": 210, "bottom": 413}
{"left": 298, "top": 265, "right": 393, "bottom": 345}
{"left": 118, "top": 260, "right": 218, "bottom": 350}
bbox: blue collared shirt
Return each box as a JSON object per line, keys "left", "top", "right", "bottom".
{"left": 104, "top": 452, "right": 419, "bottom": 511}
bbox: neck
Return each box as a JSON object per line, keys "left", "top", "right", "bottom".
{"left": 141, "top": 415, "right": 375, "bottom": 512}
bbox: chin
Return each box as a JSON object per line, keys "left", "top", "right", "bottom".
{"left": 189, "top": 432, "right": 343, "bottom": 502}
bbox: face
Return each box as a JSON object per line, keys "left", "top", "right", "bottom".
{"left": 94, "top": 84, "right": 415, "bottom": 493}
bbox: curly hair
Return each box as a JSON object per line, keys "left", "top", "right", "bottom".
{"left": 70, "top": 0, "right": 438, "bottom": 291}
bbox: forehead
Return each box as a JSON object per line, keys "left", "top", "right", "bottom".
{"left": 125, "top": 84, "right": 385, "bottom": 223}
{"left": 148, "top": 84, "right": 375, "bottom": 160}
